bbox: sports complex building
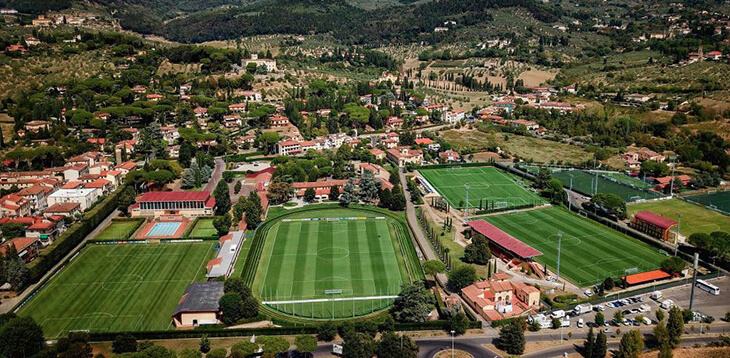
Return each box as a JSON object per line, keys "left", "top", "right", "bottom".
{"left": 466, "top": 220, "right": 543, "bottom": 275}
{"left": 130, "top": 191, "right": 215, "bottom": 218}
{"left": 629, "top": 210, "right": 677, "bottom": 241}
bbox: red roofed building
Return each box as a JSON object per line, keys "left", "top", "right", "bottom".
{"left": 461, "top": 279, "right": 541, "bottom": 321}
{"left": 387, "top": 147, "right": 423, "bottom": 167}
{"left": 622, "top": 269, "right": 671, "bottom": 286}
{"left": 131, "top": 191, "right": 214, "bottom": 218}
{"left": 439, "top": 150, "right": 461, "bottom": 163}
{"left": 466, "top": 220, "right": 542, "bottom": 260}
{"left": 414, "top": 138, "right": 434, "bottom": 146}
{"left": 0, "top": 193, "right": 32, "bottom": 218}
{"left": 0, "top": 237, "right": 40, "bottom": 263}
{"left": 630, "top": 211, "right": 677, "bottom": 241}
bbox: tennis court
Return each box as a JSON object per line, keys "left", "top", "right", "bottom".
{"left": 684, "top": 191, "right": 730, "bottom": 215}
{"left": 419, "top": 166, "right": 543, "bottom": 209}
{"left": 552, "top": 169, "right": 663, "bottom": 202}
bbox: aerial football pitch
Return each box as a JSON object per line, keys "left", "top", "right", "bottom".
{"left": 552, "top": 169, "right": 663, "bottom": 202}
{"left": 683, "top": 191, "right": 730, "bottom": 215}
{"left": 628, "top": 199, "right": 730, "bottom": 238}
{"left": 251, "top": 208, "right": 420, "bottom": 319}
{"left": 484, "top": 207, "right": 668, "bottom": 287}
{"left": 18, "top": 242, "right": 215, "bottom": 338}
{"left": 419, "top": 166, "right": 543, "bottom": 209}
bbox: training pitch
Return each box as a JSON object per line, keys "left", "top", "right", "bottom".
{"left": 628, "top": 199, "right": 730, "bottom": 238}
{"left": 484, "top": 207, "right": 668, "bottom": 287}
{"left": 93, "top": 219, "right": 144, "bottom": 241}
{"left": 18, "top": 242, "right": 215, "bottom": 338}
{"left": 187, "top": 217, "right": 218, "bottom": 238}
{"left": 552, "top": 170, "right": 663, "bottom": 202}
{"left": 419, "top": 166, "right": 542, "bottom": 209}
{"left": 252, "top": 208, "right": 418, "bottom": 319}
{"left": 683, "top": 191, "right": 730, "bottom": 215}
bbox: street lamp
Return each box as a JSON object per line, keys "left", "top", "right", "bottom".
{"left": 450, "top": 330, "right": 455, "bottom": 358}
{"left": 669, "top": 156, "right": 677, "bottom": 196}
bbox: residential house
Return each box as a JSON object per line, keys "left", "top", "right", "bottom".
{"left": 0, "top": 194, "right": 32, "bottom": 217}
{"left": 47, "top": 188, "right": 101, "bottom": 211}
{"left": 44, "top": 202, "right": 81, "bottom": 218}
{"left": 387, "top": 147, "right": 423, "bottom": 167}
{"left": 276, "top": 140, "right": 302, "bottom": 156}
{"left": 0, "top": 237, "right": 40, "bottom": 263}
{"left": 439, "top": 150, "right": 461, "bottom": 163}
{"left": 461, "top": 279, "right": 540, "bottom": 321}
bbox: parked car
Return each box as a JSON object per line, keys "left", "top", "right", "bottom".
{"left": 604, "top": 328, "right": 613, "bottom": 333}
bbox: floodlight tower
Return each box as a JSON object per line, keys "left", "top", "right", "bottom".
{"left": 669, "top": 156, "right": 677, "bottom": 196}
{"left": 675, "top": 212, "right": 682, "bottom": 256}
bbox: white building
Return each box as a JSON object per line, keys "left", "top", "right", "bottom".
{"left": 243, "top": 54, "right": 277, "bottom": 72}
{"left": 47, "top": 188, "right": 100, "bottom": 211}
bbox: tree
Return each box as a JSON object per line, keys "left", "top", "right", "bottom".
{"left": 213, "top": 180, "right": 231, "bottom": 215}
{"left": 545, "top": 178, "right": 566, "bottom": 205}
{"left": 497, "top": 319, "right": 526, "bottom": 355}
{"left": 258, "top": 336, "right": 290, "bottom": 356}
{"left": 391, "top": 282, "right": 434, "bottom": 323}
{"left": 617, "top": 330, "right": 643, "bottom": 358}
{"left": 447, "top": 265, "right": 476, "bottom": 291}
{"left": 340, "top": 178, "right": 358, "bottom": 206}
{"left": 593, "top": 330, "right": 607, "bottom": 358}
{"left": 422, "top": 260, "right": 445, "bottom": 281}
{"left": 267, "top": 178, "right": 293, "bottom": 205}
{"left": 681, "top": 308, "right": 693, "bottom": 323}
{"left": 317, "top": 322, "right": 337, "bottom": 341}
{"left": 342, "top": 332, "right": 376, "bottom": 358}
{"left": 656, "top": 309, "right": 665, "bottom": 322}
{"left": 234, "top": 180, "right": 242, "bottom": 194}
{"left": 584, "top": 327, "right": 595, "bottom": 358}
{"left": 213, "top": 213, "right": 231, "bottom": 236}
{"left": 113, "top": 334, "right": 138, "bottom": 353}
{"left": 660, "top": 256, "right": 686, "bottom": 274}
{"left": 0, "top": 223, "right": 26, "bottom": 240}
{"left": 463, "top": 235, "right": 491, "bottom": 264}
{"left": 446, "top": 312, "right": 469, "bottom": 336}
{"left": 199, "top": 335, "right": 210, "bottom": 353}
{"left": 206, "top": 348, "right": 227, "bottom": 358}
{"left": 117, "top": 185, "right": 137, "bottom": 216}
{"left": 218, "top": 292, "right": 244, "bottom": 325}
{"left": 667, "top": 306, "right": 684, "bottom": 348}
{"left": 535, "top": 167, "right": 552, "bottom": 189}
{"left": 231, "top": 341, "right": 258, "bottom": 358}
{"left": 358, "top": 171, "right": 381, "bottom": 203}
{"left": 379, "top": 188, "right": 392, "bottom": 208}
{"left": 552, "top": 317, "right": 562, "bottom": 329}
{"left": 224, "top": 277, "right": 250, "bottom": 297}
{"left": 389, "top": 189, "right": 406, "bottom": 211}
{"left": 377, "top": 331, "right": 418, "bottom": 358}
{"left": 245, "top": 191, "right": 263, "bottom": 229}
{"left": 58, "top": 332, "right": 92, "bottom": 358}
{"left": 304, "top": 187, "right": 316, "bottom": 202}
{"left": 328, "top": 185, "right": 340, "bottom": 201}
{"left": 0, "top": 316, "right": 45, "bottom": 358}
{"left": 179, "top": 141, "right": 196, "bottom": 167}
{"left": 294, "top": 335, "right": 317, "bottom": 354}
{"left": 614, "top": 310, "right": 625, "bottom": 323}
{"left": 595, "top": 312, "right": 605, "bottom": 326}
{"left": 591, "top": 193, "right": 627, "bottom": 218}
{"left": 654, "top": 322, "right": 672, "bottom": 358}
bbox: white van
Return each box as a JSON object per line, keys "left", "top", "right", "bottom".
{"left": 660, "top": 299, "right": 674, "bottom": 310}
{"left": 642, "top": 317, "right": 652, "bottom": 325}
{"left": 577, "top": 318, "right": 584, "bottom": 328}
{"left": 651, "top": 291, "right": 662, "bottom": 300}
{"left": 552, "top": 310, "right": 566, "bottom": 319}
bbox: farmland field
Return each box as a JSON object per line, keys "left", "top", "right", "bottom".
{"left": 251, "top": 207, "right": 420, "bottom": 319}
{"left": 552, "top": 169, "right": 664, "bottom": 202}
{"left": 18, "top": 242, "right": 215, "bottom": 338}
{"left": 628, "top": 199, "right": 730, "bottom": 238}
{"left": 419, "top": 166, "right": 543, "bottom": 209}
{"left": 484, "top": 207, "right": 668, "bottom": 287}
{"left": 93, "top": 219, "right": 145, "bottom": 241}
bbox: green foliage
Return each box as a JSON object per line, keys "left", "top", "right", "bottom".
{"left": 422, "top": 259, "right": 445, "bottom": 277}
{"left": 667, "top": 306, "right": 684, "bottom": 348}
{"left": 595, "top": 312, "right": 605, "bottom": 326}
{"left": 591, "top": 193, "right": 627, "bottom": 218}
{"left": 199, "top": 335, "right": 210, "bottom": 353}
{"left": 230, "top": 341, "right": 257, "bottom": 358}
{"left": 447, "top": 265, "right": 476, "bottom": 291}
{"left": 205, "top": 348, "right": 227, "bottom": 358}
{"left": 342, "top": 332, "right": 376, "bottom": 358}
{"left": 377, "top": 331, "right": 418, "bottom": 358}
{"left": 294, "top": 335, "right": 317, "bottom": 353}
{"left": 584, "top": 327, "right": 595, "bottom": 358}
{"left": 317, "top": 322, "right": 337, "bottom": 341}
{"left": 218, "top": 292, "right": 245, "bottom": 325}
{"left": 593, "top": 331, "right": 607, "bottom": 358}
{"left": 214, "top": 180, "right": 231, "bottom": 215}
{"left": 391, "top": 283, "right": 434, "bottom": 323}
{"left": 445, "top": 312, "right": 469, "bottom": 336}
{"left": 0, "top": 316, "right": 45, "bottom": 358}
{"left": 178, "top": 349, "right": 201, "bottom": 358}
{"left": 213, "top": 213, "right": 231, "bottom": 236}
{"left": 463, "top": 235, "right": 491, "bottom": 264}
{"left": 617, "top": 329, "right": 643, "bottom": 358}
{"left": 497, "top": 319, "right": 526, "bottom": 355}
{"left": 257, "top": 336, "right": 290, "bottom": 354}
{"left": 660, "top": 256, "right": 686, "bottom": 274}
{"left": 113, "top": 334, "right": 138, "bottom": 353}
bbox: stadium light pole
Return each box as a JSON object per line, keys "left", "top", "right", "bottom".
{"left": 450, "top": 330, "right": 455, "bottom": 358}
{"left": 669, "top": 156, "right": 677, "bottom": 196}
{"left": 675, "top": 212, "right": 682, "bottom": 256}
{"left": 568, "top": 174, "right": 574, "bottom": 212}
{"left": 464, "top": 184, "right": 470, "bottom": 222}
{"left": 556, "top": 231, "right": 563, "bottom": 281}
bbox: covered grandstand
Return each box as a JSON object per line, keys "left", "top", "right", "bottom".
{"left": 467, "top": 220, "right": 542, "bottom": 260}
{"left": 630, "top": 211, "right": 677, "bottom": 241}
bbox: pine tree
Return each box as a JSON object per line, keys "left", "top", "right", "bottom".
{"left": 667, "top": 306, "right": 684, "bottom": 348}
{"left": 340, "top": 178, "right": 358, "bottom": 206}
{"left": 214, "top": 180, "right": 231, "bottom": 215}
{"left": 593, "top": 331, "right": 607, "bottom": 358}
{"left": 584, "top": 327, "right": 594, "bottom": 358}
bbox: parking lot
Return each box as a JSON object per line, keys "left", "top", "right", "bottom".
{"left": 559, "top": 276, "right": 729, "bottom": 330}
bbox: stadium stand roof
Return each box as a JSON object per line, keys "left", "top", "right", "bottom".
{"left": 623, "top": 269, "right": 671, "bottom": 285}
{"left": 467, "top": 220, "right": 542, "bottom": 258}
{"left": 634, "top": 211, "right": 677, "bottom": 229}
{"left": 172, "top": 282, "right": 224, "bottom": 315}
{"left": 138, "top": 191, "right": 211, "bottom": 202}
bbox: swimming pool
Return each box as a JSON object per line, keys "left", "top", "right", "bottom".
{"left": 145, "top": 222, "right": 182, "bottom": 237}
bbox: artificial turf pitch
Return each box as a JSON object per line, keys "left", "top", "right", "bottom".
{"left": 254, "top": 216, "right": 407, "bottom": 319}
{"left": 93, "top": 219, "right": 144, "bottom": 241}
{"left": 683, "top": 191, "right": 730, "bottom": 214}
{"left": 551, "top": 170, "right": 663, "bottom": 202}
{"left": 484, "top": 207, "right": 668, "bottom": 287}
{"left": 628, "top": 199, "right": 730, "bottom": 238}
{"left": 19, "top": 242, "right": 215, "bottom": 338}
{"left": 419, "top": 166, "right": 542, "bottom": 209}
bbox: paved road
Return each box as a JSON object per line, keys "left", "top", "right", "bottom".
{"left": 204, "top": 156, "right": 225, "bottom": 192}
{"left": 0, "top": 209, "right": 121, "bottom": 313}
{"left": 524, "top": 335, "right": 720, "bottom": 358}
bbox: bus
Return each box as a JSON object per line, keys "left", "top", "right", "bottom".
{"left": 696, "top": 279, "right": 720, "bottom": 295}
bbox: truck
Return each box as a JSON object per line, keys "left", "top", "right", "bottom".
{"left": 651, "top": 291, "right": 662, "bottom": 300}
{"left": 561, "top": 318, "right": 571, "bottom": 327}
{"left": 573, "top": 304, "right": 593, "bottom": 315}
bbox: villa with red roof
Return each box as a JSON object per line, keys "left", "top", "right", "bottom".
{"left": 130, "top": 191, "right": 215, "bottom": 218}
{"left": 461, "top": 279, "right": 541, "bottom": 321}
{"left": 630, "top": 211, "right": 677, "bottom": 242}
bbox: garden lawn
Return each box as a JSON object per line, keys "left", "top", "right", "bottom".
{"left": 18, "top": 242, "right": 215, "bottom": 338}
{"left": 484, "top": 207, "right": 668, "bottom": 287}
{"left": 419, "top": 166, "right": 542, "bottom": 209}
{"left": 628, "top": 199, "right": 730, "bottom": 238}
{"left": 93, "top": 219, "right": 145, "bottom": 241}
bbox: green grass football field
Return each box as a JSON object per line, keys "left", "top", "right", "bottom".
{"left": 551, "top": 170, "right": 663, "bottom": 202}
{"left": 419, "top": 166, "right": 543, "bottom": 209}
{"left": 187, "top": 217, "right": 218, "bottom": 238}
{"left": 484, "top": 207, "right": 668, "bottom": 287}
{"left": 19, "top": 242, "right": 215, "bottom": 338}
{"left": 93, "top": 219, "right": 145, "bottom": 241}
{"left": 683, "top": 191, "right": 730, "bottom": 214}
{"left": 253, "top": 210, "right": 410, "bottom": 319}
{"left": 628, "top": 199, "right": 730, "bottom": 238}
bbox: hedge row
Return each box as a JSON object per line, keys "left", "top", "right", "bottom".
{"left": 225, "top": 152, "right": 265, "bottom": 162}
{"left": 418, "top": 161, "right": 494, "bottom": 170}
{"left": 27, "top": 185, "right": 124, "bottom": 284}
{"left": 474, "top": 203, "right": 535, "bottom": 215}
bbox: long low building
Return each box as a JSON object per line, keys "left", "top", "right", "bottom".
{"left": 172, "top": 281, "right": 224, "bottom": 328}
{"left": 630, "top": 211, "right": 677, "bottom": 242}
{"left": 130, "top": 191, "right": 215, "bottom": 218}
{"left": 206, "top": 231, "right": 244, "bottom": 279}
